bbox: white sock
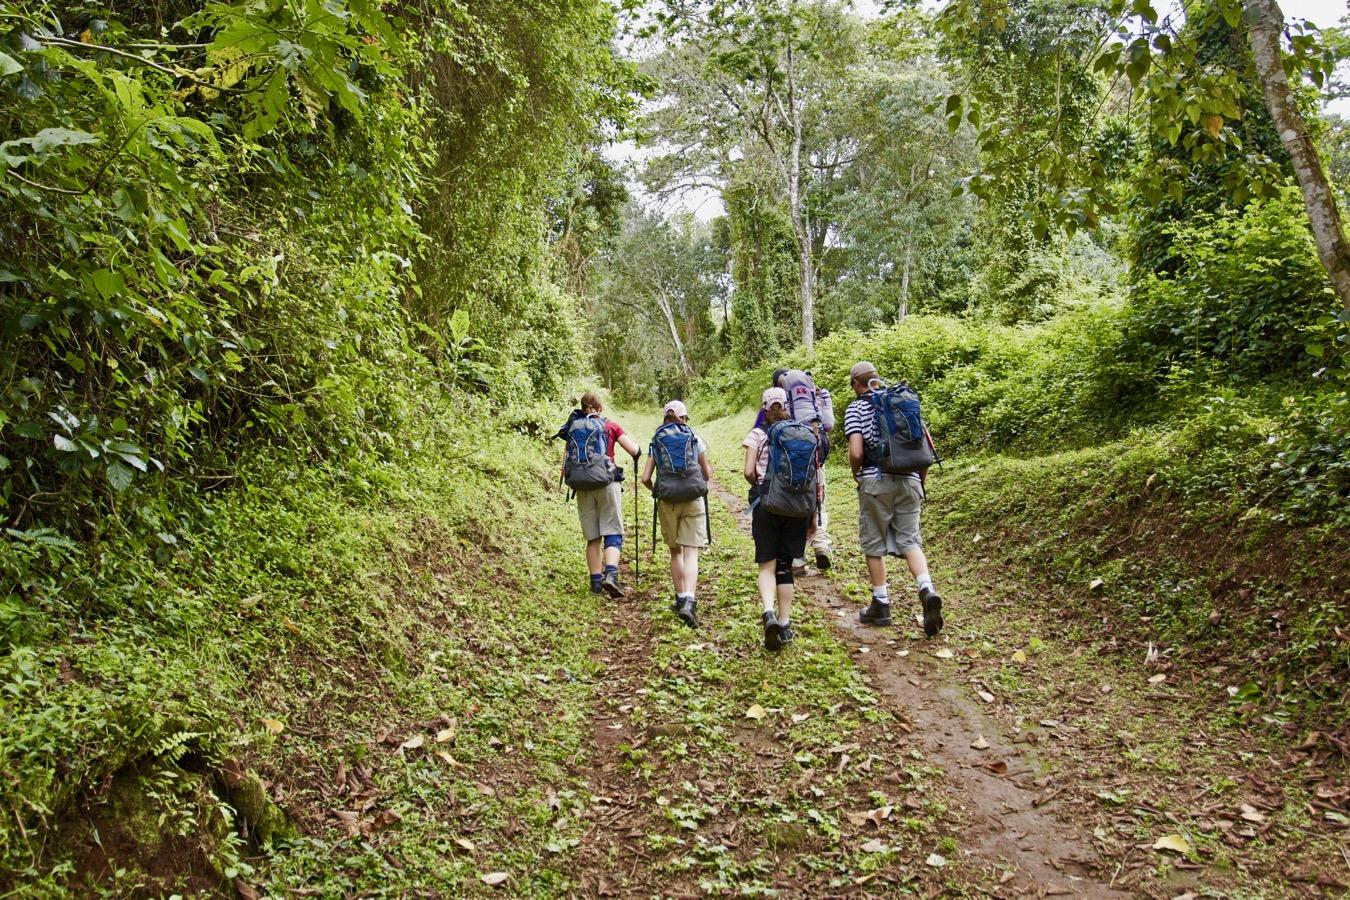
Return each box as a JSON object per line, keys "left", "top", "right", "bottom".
{"left": 872, "top": 587, "right": 889, "bottom": 605}
{"left": 677, "top": 592, "right": 694, "bottom": 602}
{"left": 916, "top": 573, "right": 933, "bottom": 593}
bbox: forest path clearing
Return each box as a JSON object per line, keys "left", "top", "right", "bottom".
{"left": 705, "top": 475, "right": 1130, "bottom": 897}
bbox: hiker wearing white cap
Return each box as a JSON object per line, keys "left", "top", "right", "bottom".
{"left": 643, "top": 400, "right": 712, "bottom": 628}
{"left": 844, "top": 361, "right": 944, "bottom": 637}
{"left": 743, "top": 386, "right": 817, "bottom": 651}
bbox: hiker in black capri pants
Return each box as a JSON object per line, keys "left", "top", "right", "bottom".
{"left": 742, "top": 387, "right": 815, "bottom": 652}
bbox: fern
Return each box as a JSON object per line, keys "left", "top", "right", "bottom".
{"left": 150, "top": 730, "right": 204, "bottom": 766}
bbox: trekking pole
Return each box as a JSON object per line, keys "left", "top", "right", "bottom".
{"left": 633, "top": 459, "right": 640, "bottom": 585}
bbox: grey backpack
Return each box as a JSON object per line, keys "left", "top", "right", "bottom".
{"left": 563, "top": 415, "right": 616, "bottom": 491}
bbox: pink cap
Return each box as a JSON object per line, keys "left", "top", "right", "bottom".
{"left": 762, "top": 387, "right": 788, "bottom": 409}
{"left": 663, "top": 399, "right": 688, "bottom": 418}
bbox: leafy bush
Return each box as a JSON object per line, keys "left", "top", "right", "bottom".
{"left": 1123, "top": 188, "right": 1339, "bottom": 379}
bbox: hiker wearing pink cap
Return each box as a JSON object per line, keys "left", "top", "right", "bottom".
{"left": 742, "top": 387, "right": 818, "bottom": 651}
{"left": 643, "top": 400, "right": 712, "bottom": 628}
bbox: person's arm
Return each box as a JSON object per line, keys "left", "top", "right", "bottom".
{"left": 849, "top": 433, "right": 865, "bottom": 478}
{"left": 698, "top": 450, "right": 713, "bottom": 481}
{"left": 743, "top": 445, "right": 758, "bottom": 485}
{"left": 641, "top": 454, "right": 655, "bottom": 490}
{"left": 617, "top": 432, "right": 640, "bottom": 459}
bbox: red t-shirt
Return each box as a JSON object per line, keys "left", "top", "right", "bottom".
{"left": 603, "top": 419, "right": 625, "bottom": 460}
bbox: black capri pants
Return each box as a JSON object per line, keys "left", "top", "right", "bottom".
{"left": 751, "top": 502, "right": 809, "bottom": 583}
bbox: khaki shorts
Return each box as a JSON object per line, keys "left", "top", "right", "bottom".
{"left": 857, "top": 474, "right": 924, "bottom": 557}
{"left": 577, "top": 481, "right": 624, "bottom": 541}
{"left": 657, "top": 497, "right": 708, "bottom": 549}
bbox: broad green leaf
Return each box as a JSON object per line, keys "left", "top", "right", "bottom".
{"left": 106, "top": 460, "right": 134, "bottom": 492}
{"left": 0, "top": 51, "right": 22, "bottom": 78}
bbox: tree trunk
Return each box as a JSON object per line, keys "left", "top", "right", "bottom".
{"left": 783, "top": 40, "right": 815, "bottom": 350}
{"left": 1245, "top": 0, "right": 1350, "bottom": 310}
{"left": 654, "top": 291, "right": 695, "bottom": 382}
{"left": 898, "top": 237, "right": 912, "bottom": 323}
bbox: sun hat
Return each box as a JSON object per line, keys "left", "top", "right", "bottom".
{"left": 762, "top": 387, "right": 788, "bottom": 408}
{"left": 663, "top": 399, "right": 689, "bottom": 418}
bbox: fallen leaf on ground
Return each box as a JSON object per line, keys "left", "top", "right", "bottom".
{"left": 1238, "top": 804, "right": 1266, "bottom": 823}
{"left": 932, "top": 648, "right": 954, "bottom": 660}
{"left": 454, "top": 837, "right": 476, "bottom": 852}
{"left": 1152, "top": 834, "right": 1191, "bottom": 854}
{"left": 971, "top": 735, "right": 990, "bottom": 750}
{"left": 926, "top": 853, "right": 947, "bottom": 868}
{"left": 866, "top": 805, "right": 893, "bottom": 827}
{"left": 791, "top": 713, "right": 810, "bottom": 723}
{"left": 860, "top": 838, "right": 887, "bottom": 853}
{"left": 999, "top": 869, "right": 1016, "bottom": 884}
{"left": 400, "top": 734, "right": 424, "bottom": 750}
{"left": 978, "top": 690, "right": 995, "bottom": 704}
{"left": 1089, "top": 578, "right": 1105, "bottom": 592}
{"left": 857, "top": 646, "right": 870, "bottom": 654}
{"left": 260, "top": 718, "right": 284, "bottom": 734}
{"left": 283, "top": 618, "right": 302, "bottom": 635}
{"left": 435, "top": 751, "right": 458, "bottom": 766}
{"left": 1011, "top": 650, "right": 1028, "bottom": 664}
{"left": 745, "top": 704, "right": 767, "bottom": 721}
{"left": 435, "top": 722, "right": 457, "bottom": 743}
{"left": 333, "top": 810, "right": 360, "bottom": 837}
{"left": 474, "top": 782, "right": 496, "bottom": 796}
{"left": 983, "top": 760, "right": 1009, "bottom": 775}
{"left": 480, "top": 872, "right": 509, "bottom": 886}
{"left": 1148, "top": 673, "right": 1167, "bottom": 685}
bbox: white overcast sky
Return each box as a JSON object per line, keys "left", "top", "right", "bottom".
{"left": 610, "top": 0, "right": 1350, "bottom": 221}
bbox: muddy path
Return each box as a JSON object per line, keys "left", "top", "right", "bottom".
{"left": 707, "top": 477, "right": 1131, "bottom": 897}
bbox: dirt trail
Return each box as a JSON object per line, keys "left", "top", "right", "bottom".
{"left": 708, "top": 478, "right": 1131, "bottom": 897}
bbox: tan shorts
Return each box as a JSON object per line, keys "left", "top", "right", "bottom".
{"left": 577, "top": 481, "right": 624, "bottom": 541}
{"left": 857, "top": 474, "right": 924, "bottom": 556}
{"left": 657, "top": 497, "right": 708, "bottom": 549}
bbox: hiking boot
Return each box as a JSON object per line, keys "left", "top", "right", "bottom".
{"left": 814, "top": 550, "right": 832, "bottom": 571}
{"left": 674, "top": 598, "right": 699, "bottom": 629}
{"left": 920, "top": 587, "right": 944, "bottom": 638}
{"left": 859, "top": 598, "right": 892, "bottom": 627}
{"left": 791, "top": 558, "right": 808, "bottom": 577}
{"left": 671, "top": 594, "right": 681, "bottom": 611}
{"left": 763, "top": 611, "right": 783, "bottom": 652}
{"left": 590, "top": 578, "right": 604, "bottom": 595}
{"left": 601, "top": 570, "right": 624, "bottom": 598}
{"left": 780, "top": 623, "right": 797, "bottom": 645}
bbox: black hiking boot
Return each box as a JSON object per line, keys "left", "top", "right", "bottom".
{"left": 674, "top": 598, "right": 699, "bottom": 629}
{"left": 763, "top": 611, "right": 783, "bottom": 652}
{"left": 920, "top": 587, "right": 944, "bottom": 638}
{"left": 601, "top": 570, "right": 624, "bottom": 599}
{"left": 780, "top": 623, "right": 797, "bottom": 646}
{"left": 814, "top": 550, "right": 832, "bottom": 571}
{"left": 859, "top": 598, "right": 892, "bottom": 627}
{"left": 671, "top": 594, "right": 681, "bottom": 611}
{"left": 590, "top": 578, "right": 604, "bottom": 595}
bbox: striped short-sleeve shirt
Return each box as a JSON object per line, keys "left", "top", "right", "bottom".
{"left": 844, "top": 397, "right": 921, "bottom": 482}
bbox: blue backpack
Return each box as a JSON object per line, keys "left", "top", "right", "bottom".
{"left": 651, "top": 422, "right": 707, "bottom": 503}
{"left": 866, "top": 382, "right": 936, "bottom": 475}
{"left": 564, "top": 416, "right": 615, "bottom": 491}
{"left": 760, "top": 420, "right": 819, "bottom": 519}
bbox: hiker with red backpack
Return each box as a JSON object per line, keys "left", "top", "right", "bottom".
{"left": 844, "top": 361, "right": 944, "bottom": 638}
{"left": 558, "top": 392, "right": 641, "bottom": 598}
{"left": 743, "top": 387, "right": 820, "bottom": 652}
{"left": 641, "top": 400, "right": 712, "bottom": 629}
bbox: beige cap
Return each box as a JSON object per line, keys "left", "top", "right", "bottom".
{"left": 662, "top": 399, "right": 688, "bottom": 418}
{"left": 762, "top": 386, "right": 788, "bottom": 408}
{"left": 850, "top": 360, "right": 878, "bottom": 381}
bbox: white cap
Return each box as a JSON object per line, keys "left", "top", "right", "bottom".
{"left": 762, "top": 387, "right": 788, "bottom": 408}
{"left": 663, "top": 399, "right": 688, "bottom": 418}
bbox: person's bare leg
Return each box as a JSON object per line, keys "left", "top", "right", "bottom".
{"left": 587, "top": 539, "right": 603, "bottom": 575}
{"left": 669, "top": 547, "right": 683, "bottom": 595}
{"left": 757, "top": 561, "right": 777, "bottom": 611}
{"left": 777, "top": 583, "right": 793, "bottom": 626}
{"left": 683, "top": 546, "right": 700, "bottom": 596}
{"left": 866, "top": 555, "right": 887, "bottom": 589}
{"left": 900, "top": 547, "right": 929, "bottom": 580}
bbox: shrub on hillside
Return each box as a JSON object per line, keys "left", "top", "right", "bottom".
{"left": 1123, "top": 188, "right": 1338, "bottom": 380}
